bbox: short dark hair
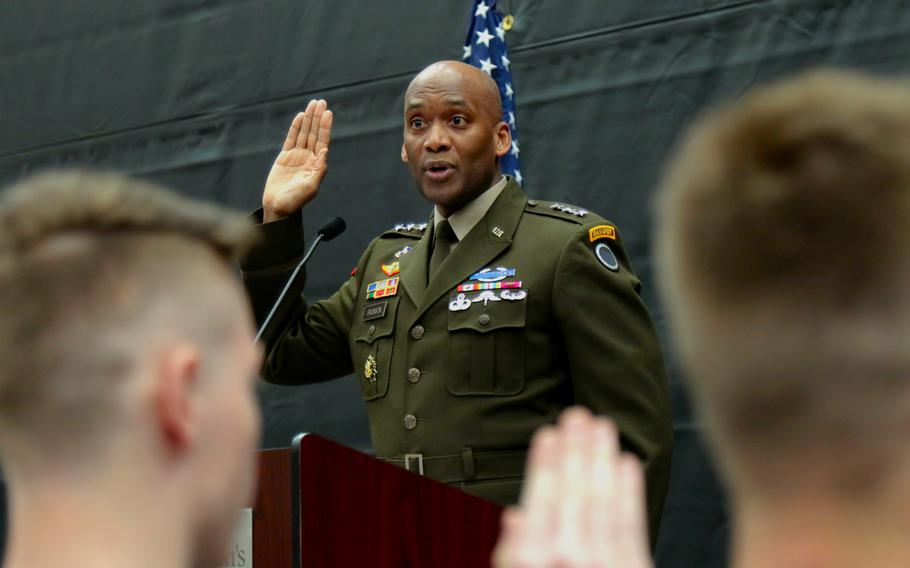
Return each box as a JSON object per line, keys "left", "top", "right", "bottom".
{"left": 0, "top": 170, "right": 256, "bottom": 464}
{"left": 656, "top": 70, "right": 910, "bottom": 498}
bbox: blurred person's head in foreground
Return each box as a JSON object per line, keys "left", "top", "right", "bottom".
{"left": 657, "top": 70, "right": 910, "bottom": 567}
{"left": 0, "top": 171, "right": 261, "bottom": 568}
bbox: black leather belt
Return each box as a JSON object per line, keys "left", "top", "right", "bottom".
{"left": 381, "top": 447, "right": 527, "bottom": 483}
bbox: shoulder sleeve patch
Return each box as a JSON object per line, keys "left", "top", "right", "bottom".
{"left": 594, "top": 242, "right": 620, "bottom": 272}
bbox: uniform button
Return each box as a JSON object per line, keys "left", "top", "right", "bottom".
{"left": 410, "top": 325, "right": 425, "bottom": 340}
{"left": 478, "top": 313, "right": 491, "bottom": 325}
{"left": 404, "top": 414, "right": 418, "bottom": 430}
{"left": 368, "top": 324, "right": 376, "bottom": 336}
{"left": 407, "top": 368, "right": 421, "bottom": 383}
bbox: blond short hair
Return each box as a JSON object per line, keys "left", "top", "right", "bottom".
{"left": 656, "top": 70, "right": 910, "bottom": 497}
{"left": 0, "top": 170, "right": 255, "bottom": 465}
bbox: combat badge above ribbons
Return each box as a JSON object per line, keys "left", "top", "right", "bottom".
{"left": 394, "top": 246, "right": 413, "bottom": 258}
{"left": 366, "top": 277, "right": 399, "bottom": 299}
{"left": 469, "top": 266, "right": 516, "bottom": 282}
{"left": 589, "top": 224, "right": 617, "bottom": 242}
{"left": 595, "top": 242, "right": 620, "bottom": 272}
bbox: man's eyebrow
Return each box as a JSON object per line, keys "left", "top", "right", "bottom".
{"left": 442, "top": 97, "right": 469, "bottom": 108}
{"left": 405, "top": 98, "right": 471, "bottom": 113}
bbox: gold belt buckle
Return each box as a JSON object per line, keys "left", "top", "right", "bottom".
{"left": 403, "top": 453, "right": 424, "bottom": 475}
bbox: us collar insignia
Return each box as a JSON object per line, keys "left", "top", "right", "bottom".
{"left": 394, "top": 246, "right": 414, "bottom": 259}
{"left": 589, "top": 225, "right": 617, "bottom": 242}
{"left": 469, "top": 267, "right": 516, "bottom": 282}
{"left": 381, "top": 261, "right": 400, "bottom": 277}
{"left": 366, "top": 277, "right": 400, "bottom": 299}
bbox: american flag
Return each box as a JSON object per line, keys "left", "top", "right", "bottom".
{"left": 462, "top": 0, "right": 523, "bottom": 185}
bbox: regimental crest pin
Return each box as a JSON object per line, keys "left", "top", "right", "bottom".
{"left": 364, "top": 355, "right": 377, "bottom": 383}
{"left": 381, "top": 261, "right": 400, "bottom": 277}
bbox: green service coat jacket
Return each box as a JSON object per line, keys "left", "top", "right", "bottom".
{"left": 241, "top": 180, "right": 672, "bottom": 540}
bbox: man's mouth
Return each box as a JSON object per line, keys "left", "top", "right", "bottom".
{"left": 424, "top": 162, "right": 456, "bottom": 182}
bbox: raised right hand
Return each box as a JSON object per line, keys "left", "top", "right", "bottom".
{"left": 492, "top": 407, "right": 653, "bottom": 568}
{"left": 262, "top": 99, "right": 333, "bottom": 222}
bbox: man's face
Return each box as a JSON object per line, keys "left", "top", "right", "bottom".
{"left": 401, "top": 66, "right": 511, "bottom": 216}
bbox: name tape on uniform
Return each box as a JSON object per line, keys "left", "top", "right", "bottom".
{"left": 363, "top": 302, "right": 388, "bottom": 321}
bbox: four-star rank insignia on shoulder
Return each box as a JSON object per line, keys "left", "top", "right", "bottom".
{"left": 550, "top": 203, "right": 589, "bottom": 217}
{"left": 392, "top": 222, "right": 428, "bottom": 232}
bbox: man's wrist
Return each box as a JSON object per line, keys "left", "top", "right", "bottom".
{"left": 262, "top": 204, "right": 290, "bottom": 223}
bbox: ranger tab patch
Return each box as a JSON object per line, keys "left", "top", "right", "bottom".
{"left": 366, "top": 277, "right": 400, "bottom": 299}
{"left": 589, "top": 225, "right": 617, "bottom": 242}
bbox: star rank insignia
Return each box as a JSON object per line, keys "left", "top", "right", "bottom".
{"left": 550, "top": 203, "right": 589, "bottom": 217}
{"left": 392, "top": 222, "right": 428, "bottom": 232}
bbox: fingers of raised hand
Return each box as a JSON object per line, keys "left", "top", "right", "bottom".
{"left": 296, "top": 99, "right": 320, "bottom": 149}
{"left": 522, "top": 426, "right": 560, "bottom": 528}
{"left": 306, "top": 99, "right": 328, "bottom": 151}
{"left": 315, "top": 109, "right": 333, "bottom": 155}
{"left": 614, "top": 455, "right": 650, "bottom": 562}
{"left": 283, "top": 111, "right": 305, "bottom": 151}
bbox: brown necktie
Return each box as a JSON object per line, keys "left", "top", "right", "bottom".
{"left": 429, "top": 219, "right": 456, "bottom": 280}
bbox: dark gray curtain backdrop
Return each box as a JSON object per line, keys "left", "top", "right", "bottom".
{"left": 2, "top": 1, "right": 909, "bottom": 566}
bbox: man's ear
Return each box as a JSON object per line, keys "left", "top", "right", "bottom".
{"left": 494, "top": 122, "right": 512, "bottom": 159}
{"left": 401, "top": 142, "right": 409, "bottom": 163}
{"left": 154, "top": 344, "right": 201, "bottom": 455}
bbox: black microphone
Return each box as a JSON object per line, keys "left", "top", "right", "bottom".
{"left": 318, "top": 216, "right": 346, "bottom": 242}
{"left": 254, "top": 217, "right": 346, "bottom": 343}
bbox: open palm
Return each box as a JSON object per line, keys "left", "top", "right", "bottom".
{"left": 263, "top": 99, "right": 334, "bottom": 221}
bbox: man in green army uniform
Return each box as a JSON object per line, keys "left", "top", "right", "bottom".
{"left": 241, "top": 61, "right": 673, "bottom": 540}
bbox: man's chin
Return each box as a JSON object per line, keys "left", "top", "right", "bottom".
{"left": 416, "top": 182, "right": 462, "bottom": 211}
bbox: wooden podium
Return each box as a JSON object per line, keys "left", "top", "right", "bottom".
{"left": 252, "top": 434, "right": 504, "bottom": 567}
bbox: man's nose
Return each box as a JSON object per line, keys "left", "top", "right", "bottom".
{"left": 424, "top": 123, "right": 451, "bottom": 153}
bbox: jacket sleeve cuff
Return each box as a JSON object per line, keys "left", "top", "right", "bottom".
{"left": 239, "top": 208, "right": 305, "bottom": 272}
